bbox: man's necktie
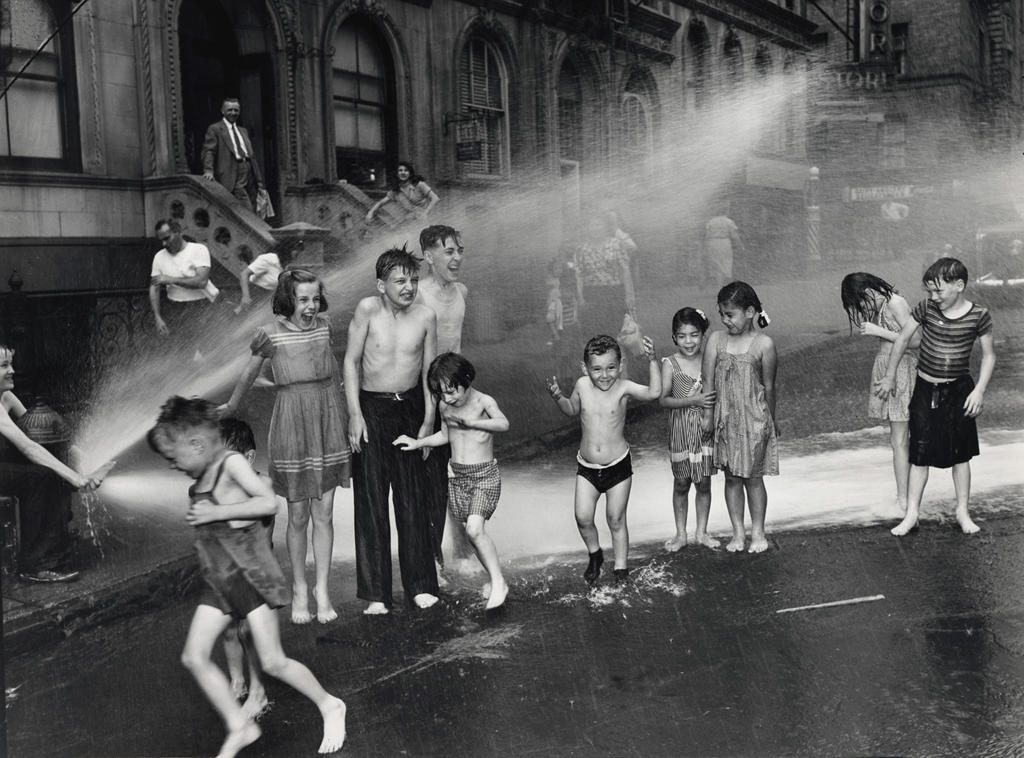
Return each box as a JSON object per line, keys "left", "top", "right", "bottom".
{"left": 230, "top": 124, "right": 248, "bottom": 159}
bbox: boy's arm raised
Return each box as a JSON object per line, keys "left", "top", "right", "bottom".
{"left": 964, "top": 331, "right": 996, "bottom": 418}
{"left": 627, "top": 337, "right": 661, "bottom": 401}
{"left": 547, "top": 376, "right": 579, "bottom": 416}
{"left": 344, "top": 300, "right": 371, "bottom": 452}
{"left": 219, "top": 354, "right": 265, "bottom": 416}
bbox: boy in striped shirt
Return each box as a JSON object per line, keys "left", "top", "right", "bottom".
{"left": 875, "top": 258, "right": 996, "bottom": 536}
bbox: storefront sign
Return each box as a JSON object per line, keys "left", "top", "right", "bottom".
{"left": 847, "top": 185, "right": 913, "bottom": 202}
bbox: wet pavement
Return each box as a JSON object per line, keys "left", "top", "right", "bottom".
{"left": 4, "top": 252, "right": 1024, "bottom": 756}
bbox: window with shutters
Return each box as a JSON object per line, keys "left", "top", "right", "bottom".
{"left": 458, "top": 37, "right": 508, "bottom": 178}
{"left": 0, "top": 0, "right": 79, "bottom": 169}
{"left": 332, "top": 17, "right": 395, "bottom": 187}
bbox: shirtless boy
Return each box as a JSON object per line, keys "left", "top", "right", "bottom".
{"left": 547, "top": 334, "right": 661, "bottom": 584}
{"left": 394, "top": 352, "right": 510, "bottom": 610}
{"left": 416, "top": 225, "right": 478, "bottom": 577}
{"left": 344, "top": 246, "right": 439, "bottom": 614}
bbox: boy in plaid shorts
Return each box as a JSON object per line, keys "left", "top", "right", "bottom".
{"left": 394, "top": 352, "right": 510, "bottom": 610}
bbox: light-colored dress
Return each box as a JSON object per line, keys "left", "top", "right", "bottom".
{"left": 867, "top": 299, "right": 917, "bottom": 422}
{"left": 664, "top": 355, "right": 715, "bottom": 480}
{"left": 713, "top": 337, "right": 779, "bottom": 478}
{"left": 250, "top": 314, "right": 350, "bottom": 500}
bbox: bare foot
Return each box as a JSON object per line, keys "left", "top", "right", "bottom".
{"left": 956, "top": 513, "right": 981, "bottom": 534}
{"left": 485, "top": 579, "right": 509, "bottom": 610}
{"left": 363, "top": 602, "right": 389, "bottom": 615}
{"left": 748, "top": 536, "right": 769, "bottom": 553}
{"left": 318, "top": 698, "right": 347, "bottom": 754}
{"left": 725, "top": 537, "right": 745, "bottom": 552}
{"left": 216, "top": 720, "right": 260, "bottom": 758}
{"left": 413, "top": 593, "right": 439, "bottom": 609}
{"left": 242, "top": 689, "right": 270, "bottom": 721}
{"left": 291, "top": 592, "right": 312, "bottom": 625}
{"left": 435, "top": 560, "right": 450, "bottom": 588}
{"left": 695, "top": 533, "right": 720, "bottom": 548}
{"left": 480, "top": 582, "right": 491, "bottom": 599}
{"left": 315, "top": 592, "right": 338, "bottom": 624}
{"left": 664, "top": 535, "right": 687, "bottom": 552}
{"left": 890, "top": 515, "right": 919, "bottom": 536}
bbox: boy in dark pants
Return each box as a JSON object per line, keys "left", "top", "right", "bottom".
{"left": 875, "top": 257, "right": 996, "bottom": 536}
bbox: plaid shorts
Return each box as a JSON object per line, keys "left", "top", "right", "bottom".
{"left": 447, "top": 459, "right": 501, "bottom": 522}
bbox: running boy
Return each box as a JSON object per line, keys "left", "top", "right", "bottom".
{"left": 394, "top": 352, "right": 510, "bottom": 610}
{"left": 875, "top": 257, "right": 996, "bottom": 536}
{"left": 546, "top": 334, "right": 661, "bottom": 584}
{"left": 344, "top": 246, "right": 440, "bottom": 615}
{"left": 148, "top": 397, "right": 345, "bottom": 758}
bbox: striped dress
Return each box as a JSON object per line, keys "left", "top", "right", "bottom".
{"left": 664, "top": 355, "right": 716, "bottom": 480}
{"left": 251, "top": 315, "right": 350, "bottom": 500}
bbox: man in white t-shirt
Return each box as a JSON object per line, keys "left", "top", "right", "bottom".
{"left": 149, "top": 219, "right": 219, "bottom": 336}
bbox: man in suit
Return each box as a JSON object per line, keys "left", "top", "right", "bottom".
{"left": 201, "top": 98, "right": 264, "bottom": 210}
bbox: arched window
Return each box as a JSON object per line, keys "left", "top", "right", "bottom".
{"left": 724, "top": 33, "right": 743, "bottom": 89}
{"left": 332, "top": 17, "right": 395, "bottom": 186}
{"left": 687, "top": 21, "right": 710, "bottom": 110}
{"left": 0, "top": 0, "right": 79, "bottom": 169}
{"left": 557, "top": 59, "right": 582, "bottom": 163}
{"left": 458, "top": 36, "right": 508, "bottom": 177}
{"left": 621, "top": 70, "right": 654, "bottom": 174}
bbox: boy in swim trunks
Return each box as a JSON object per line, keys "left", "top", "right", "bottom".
{"left": 875, "top": 257, "right": 996, "bottom": 537}
{"left": 547, "top": 333, "right": 661, "bottom": 584}
{"left": 394, "top": 352, "right": 510, "bottom": 610}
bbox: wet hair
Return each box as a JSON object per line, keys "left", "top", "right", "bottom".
{"left": 0, "top": 341, "right": 12, "bottom": 357}
{"left": 841, "top": 273, "right": 897, "bottom": 330}
{"left": 154, "top": 218, "right": 181, "bottom": 234}
{"left": 717, "top": 281, "right": 770, "bottom": 329}
{"left": 220, "top": 417, "right": 256, "bottom": 455}
{"left": 427, "top": 352, "right": 476, "bottom": 396}
{"left": 583, "top": 334, "right": 621, "bottom": 365}
{"left": 923, "top": 257, "right": 968, "bottom": 286}
{"left": 419, "top": 225, "right": 460, "bottom": 255}
{"left": 389, "top": 161, "right": 425, "bottom": 191}
{"left": 147, "top": 396, "right": 219, "bottom": 451}
{"left": 671, "top": 307, "right": 710, "bottom": 335}
{"left": 272, "top": 268, "right": 328, "bottom": 317}
{"left": 375, "top": 245, "right": 420, "bottom": 281}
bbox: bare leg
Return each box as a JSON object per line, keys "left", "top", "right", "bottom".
{"left": 181, "top": 605, "right": 261, "bottom": 758}
{"left": 286, "top": 499, "right": 312, "bottom": 624}
{"left": 665, "top": 477, "right": 689, "bottom": 551}
{"left": 465, "top": 515, "right": 507, "bottom": 609}
{"left": 245, "top": 604, "right": 346, "bottom": 753}
{"left": 892, "top": 463, "right": 927, "bottom": 536}
{"left": 574, "top": 477, "right": 603, "bottom": 583}
{"left": 222, "top": 624, "right": 247, "bottom": 700}
{"left": 604, "top": 477, "right": 633, "bottom": 571}
{"left": 745, "top": 476, "right": 768, "bottom": 553}
{"left": 723, "top": 473, "right": 746, "bottom": 551}
{"left": 310, "top": 488, "right": 338, "bottom": 623}
{"left": 693, "top": 476, "right": 719, "bottom": 547}
{"left": 448, "top": 514, "right": 481, "bottom": 576}
{"left": 952, "top": 461, "right": 979, "bottom": 533}
{"left": 890, "top": 420, "right": 910, "bottom": 512}
{"left": 237, "top": 621, "right": 269, "bottom": 719}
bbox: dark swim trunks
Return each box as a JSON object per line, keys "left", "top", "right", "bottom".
{"left": 908, "top": 374, "right": 979, "bottom": 468}
{"left": 576, "top": 449, "right": 633, "bottom": 494}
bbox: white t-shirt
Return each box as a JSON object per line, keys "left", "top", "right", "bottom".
{"left": 247, "top": 253, "right": 282, "bottom": 291}
{"left": 151, "top": 241, "right": 219, "bottom": 302}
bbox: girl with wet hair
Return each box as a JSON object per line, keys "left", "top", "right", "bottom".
{"left": 701, "top": 281, "right": 779, "bottom": 553}
{"left": 841, "top": 273, "right": 920, "bottom": 517}
{"left": 659, "top": 307, "right": 719, "bottom": 551}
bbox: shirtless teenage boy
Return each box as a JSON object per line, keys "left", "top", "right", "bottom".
{"left": 344, "top": 246, "right": 439, "bottom": 615}
{"left": 416, "top": 225, "right": 476, "bottom": 578}
{"left": 547, "top": 334, "right": 661, "bottom": 584}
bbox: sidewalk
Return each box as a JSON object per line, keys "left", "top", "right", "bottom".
{"left": 0, "top": 250, "right": 1001, "bottom": 656}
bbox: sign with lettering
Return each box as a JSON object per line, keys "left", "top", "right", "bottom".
{"left": 847, "top": 185, "right": 913, "bottom": 202}
{"left": 456, "top": 141, "right": 483, "bottom": 161}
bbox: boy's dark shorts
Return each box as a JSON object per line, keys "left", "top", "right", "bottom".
{"left": 576, "top": 450, "right": 633, "bottom": 494}
{"left": 200, "top": 570, "right": 267, "bottom": 620}
{"left": 909, "top": 374, "right": 979, "bottom": 469}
